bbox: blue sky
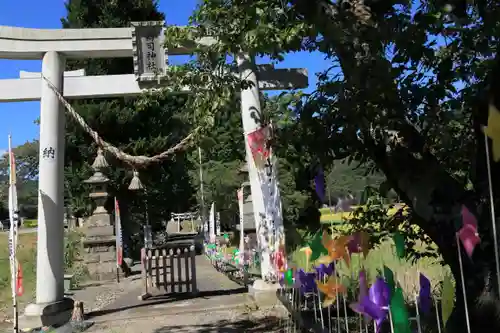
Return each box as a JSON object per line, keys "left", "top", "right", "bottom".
{"left": 0, "top": 0, "right": 330, "bottom": 153}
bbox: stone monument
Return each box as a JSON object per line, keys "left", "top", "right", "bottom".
{"left": 82, "top": 149, "right": 117, "bottom": 281}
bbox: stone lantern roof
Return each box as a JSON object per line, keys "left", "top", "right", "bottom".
{"left": 83, "top": 171, "right": 109, "bottom": 184}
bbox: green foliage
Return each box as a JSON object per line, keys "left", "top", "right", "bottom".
{"left": 0, "top": 233, "right": 37, "bottom": 312}
{"left": 330, "top": 195, "right": 438, "bottom": 262}
{"left": 23, "top": 219, "right": 38, "bottom": 228}
{"left": 325, "top": 159, "right": 387, "bottom": 203}
{"left": 188, "top": 104, "right": 246, "bottom": 225}
{"left": 64, "top": 230, "right": 83, "bottom": 270}
{"left": 64, "top": 230, "right": 88, "bottom": 286}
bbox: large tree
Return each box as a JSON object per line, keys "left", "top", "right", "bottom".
{"left": 162, "top": 0, "right": 500, "bottom": 330}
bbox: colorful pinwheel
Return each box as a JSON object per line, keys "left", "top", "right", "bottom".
{"left": 418, "top": 273, "right": 432, "bottom": 315}
{"left": 308, "top": 231, "right": 328, "bottom": 262}
{"left": 283, "top": 268, "right": 294, "bottom": 286}
{"left": 350, "top": 277, "right": 390, "bottom": 333}
{"left": 314, "top": 262, "right": 335, "bottom": 280}
{"left": 316, "top": 276, "right": 346, "bottom": 307}
{"left": 458, "top": 204, "right": 480, "bottom": 258}
{"left": 296, "top": 269, "right": 317, "bottom": 294}
{"left": 318, "top": 231, "right": 351, "bottom": 266}
{"left": 390, "top": 287, "right": 411, "bottom": 333}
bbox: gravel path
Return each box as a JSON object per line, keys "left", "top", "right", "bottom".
{"left": 88, "top": 306, "right": 289, "bottom": 333}
{"left": 71, "top": 274, "right": 143, "bottom": 314}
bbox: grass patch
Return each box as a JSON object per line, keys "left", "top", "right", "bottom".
{"left": 0, "top": 233, "right": 37, "bottom": 315}
{"left": 0, "top": 230, "right": 89, "bottom": 318}
{"left": 319, "top": 205, "right": 408, "bottom": 224}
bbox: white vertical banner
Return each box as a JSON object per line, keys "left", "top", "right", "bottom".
{"left": 216, "top": 212, "right": 221, "bottom": 236}
{"left": 246, "top": 124, "right": 284, "bottom": 280}
{"left": 114, "top": 198, "right": 123, "bottom": 267}
{"left": 246, "top": 125, "right": 276, "bottom": 280}
{"left": 209, "top": 202, "right": 215, "bottom": 242}
{"left": 267, "top": 153, "right": 284, "bottom": 258}
{"left": 203, "top": 218, "right": 209, "bottom": 238}
{"left": 8, "top": 135, "right": 21, "bottom": 333}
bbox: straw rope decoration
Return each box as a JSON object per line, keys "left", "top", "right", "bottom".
{"left": 42, "top": 74, "right": 200, "bottom": 168}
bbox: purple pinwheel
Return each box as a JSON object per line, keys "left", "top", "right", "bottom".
{"left": 419, "top": 273, "right": 432, "bottom": 314}
{"left": 350, "top": 270, "right": 370, "bottom": 320}
{"left": 297, "top": 269, "right": 317, "bottom": 295}
{"left": 350, "top": 277, "right": 390, "bottom": 333}
{"left": 278, "top": 272, "right": 285, "bottom": 287}
{"left": 314, "top": 262, "right": 335, "bottom": 280}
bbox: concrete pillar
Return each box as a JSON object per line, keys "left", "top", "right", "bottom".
{"left": 23, "top": 51, "right": 73, "bottom": 328}
{"left": 237, "top": 53, "right": 273, "bottom": 280}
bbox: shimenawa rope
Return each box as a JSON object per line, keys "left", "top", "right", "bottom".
{"left": 41, "top": 74, "right": 198, "bottom": 168}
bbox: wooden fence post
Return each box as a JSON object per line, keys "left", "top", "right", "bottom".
{"left": 138, "top": 247, "right": 152, "bottom": 300}
{"left": 190, "top": 245, "right": 198, "bottom": 295}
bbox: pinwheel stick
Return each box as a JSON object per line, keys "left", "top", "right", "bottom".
{"left": 343, "top": 296, "right": 350, "bottom": 333}
{"left": 456, "top": 234, "right": 472, "bottom": 333}
{"left": 483, "top": 131, "right": 500, "bottom": 297}
{"left": 336, "top": 276, "right": 341, "bottom": 333}
{"left": 415, "top": 294, "right": 423, "bottom": 333}
{"left": 434, "top": 297, "right": 442, "bottom": 333}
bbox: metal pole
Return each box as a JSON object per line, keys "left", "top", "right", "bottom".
{"left": 13, "top": 299, "right": 18, "bottom": 333}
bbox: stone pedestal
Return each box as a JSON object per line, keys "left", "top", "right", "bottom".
{"left": 82, "top": 220, "right": 117, "bottom": 281}
{"left": 21, "top": 298, "right": 74, "bottom": 329}
{"left": 247, "top": 280, "right": 280, "bottom": 308}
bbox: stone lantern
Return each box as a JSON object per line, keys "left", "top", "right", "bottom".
{"left": 84, "top": 148, "right": 111, "bottom": 224}
{"left": 82, "top": 148, "right": 117, "bottom": 281}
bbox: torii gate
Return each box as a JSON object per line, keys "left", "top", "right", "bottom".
{"left": 0, "top": 22, "right": 308, "bottom": 327}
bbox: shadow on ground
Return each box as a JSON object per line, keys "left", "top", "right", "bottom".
{"left": 87, "top": 287, "right": 248, "bottom": 318}
{"left": 151, "top": 315, "right": 285, "bottom": 333}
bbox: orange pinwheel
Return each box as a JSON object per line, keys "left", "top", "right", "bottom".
{"left": 317, "top": 276, "right": 346, "bottom": 307}
{"left": 321, "top": 231, "right": 352, "bottom": 266}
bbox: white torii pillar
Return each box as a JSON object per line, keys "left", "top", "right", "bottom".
{"left": 237, "top": 53, "right": 273, "bottom": 280}
{"left": 0, "top": 24, "right": 308, "bottom": 326}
